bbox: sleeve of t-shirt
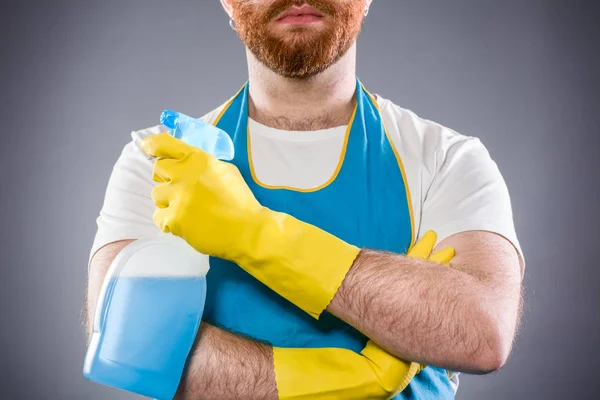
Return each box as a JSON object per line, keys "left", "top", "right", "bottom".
{"left": 88, "top": 126, "right": 163, "bottom": 264}
{"left": 88, "top": 108, "right": 226, "bottom": 265}
{"left": 418, "top": 136, "right": 525, "bottom": 268}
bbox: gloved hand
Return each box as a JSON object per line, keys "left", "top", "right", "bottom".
{"left": 273, "top": 231, "right": 455, "bottom": 400}
{"left": 142, "top": 132, "right": 359, "bottom": 319}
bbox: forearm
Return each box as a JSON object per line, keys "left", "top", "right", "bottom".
{"left": 175, "top": 322, "right": 277, "bottom": 400}
{"left": 327, "top": 244, "right": 521, "bottom": 373}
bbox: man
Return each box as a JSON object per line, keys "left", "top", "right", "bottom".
{"left": 86, "top": 0, "right": 524, "bottom": 398}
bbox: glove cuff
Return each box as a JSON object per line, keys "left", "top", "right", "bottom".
{"left": 237, "top": 209, "right": 361, "bottom": 319}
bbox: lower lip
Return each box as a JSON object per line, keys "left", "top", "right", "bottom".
{"left": 277, "top": 14, "right": 324, "bottom": 24}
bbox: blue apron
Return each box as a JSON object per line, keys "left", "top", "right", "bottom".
{"left": 203, "top": 78, "right": 454, "bottom": 399}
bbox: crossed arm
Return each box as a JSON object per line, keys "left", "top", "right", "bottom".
{"left": 86, "top": 230, "right": 522, "bottom": 399}
{"left": 87, "top": 240, "right": 277, "bottom": 400}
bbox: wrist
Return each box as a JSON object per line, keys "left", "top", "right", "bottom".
{"left": 232, "top": 206, "right": 277, "bottom": 266}
{"left": 238, "top": 207, "right": 323, "bottom": 267}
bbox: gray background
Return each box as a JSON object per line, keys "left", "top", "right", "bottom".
{"left": 1, "top": 0, "right": 599, "bottom": 398}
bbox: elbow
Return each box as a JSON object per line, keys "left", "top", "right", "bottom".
{"left": 469, "top": 333, "right": 511, "bottom": 375}
{"left": 465, "top": 309, "right": 514, "bottom": 374}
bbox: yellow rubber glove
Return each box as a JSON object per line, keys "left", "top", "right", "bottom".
{"left": 142, "top": 133, "right": 361, "bottom": 319}
{"left": 273, "top": 231, "right": 455, "bottom": 400}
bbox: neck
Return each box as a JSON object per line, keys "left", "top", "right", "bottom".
{"left": 246, "top": 44, "right": 358, "bottom": 131}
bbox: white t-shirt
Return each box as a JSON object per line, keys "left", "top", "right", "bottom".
{"left": 91, "top": 94, "right": 523, "bottom": 263}
{"left": 90, "top": 95, "right": 524, "bottom": 392}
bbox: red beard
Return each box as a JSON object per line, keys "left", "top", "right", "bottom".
{"left": 232, "top": 0, "right": 366, "bottom": 79}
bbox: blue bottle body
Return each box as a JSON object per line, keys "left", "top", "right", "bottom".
{"left": 84, "top": 277, "right": 206, "bottom": 399}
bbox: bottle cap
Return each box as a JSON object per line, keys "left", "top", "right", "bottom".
{"left": 160, "top": 110, "right": 178, "bottom": 129}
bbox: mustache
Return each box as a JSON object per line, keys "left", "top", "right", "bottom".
{"left": 263, "top": 0, "right": 338, "bottom": 22}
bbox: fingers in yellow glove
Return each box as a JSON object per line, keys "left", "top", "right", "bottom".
{"left": 152, "top": 158, "right": 180, "bottom": 183}
{"left": 406, "top": 230, "right": 437, "bottom": 259}
{"left": 429, "top": 247, "right": 455, "bottom": 265}
{"left": 142, "top": 133, "right": 190, "bottom": 160}
{"left": 408, "top": 230, "right": 454, "bottom": 265}
{"left": 141, "top": 133, "right": 265, "bottom": 261}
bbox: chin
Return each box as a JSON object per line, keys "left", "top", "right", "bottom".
{"left": 274, "top": 28, "right": 329, "bottom": 46}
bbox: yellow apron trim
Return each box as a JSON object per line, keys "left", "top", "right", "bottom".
{"left": 212, "top": 84, "right": 246, "bottom": 126}
{"left": 363, "top": 86, "right": 416, "bottom": 249}
{"left": 246, "top": 104, "right": 356, "bottom": 192}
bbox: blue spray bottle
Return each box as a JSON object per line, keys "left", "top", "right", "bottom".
{"left": 83, "top": 111, "right": 234, "bottom": 399}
